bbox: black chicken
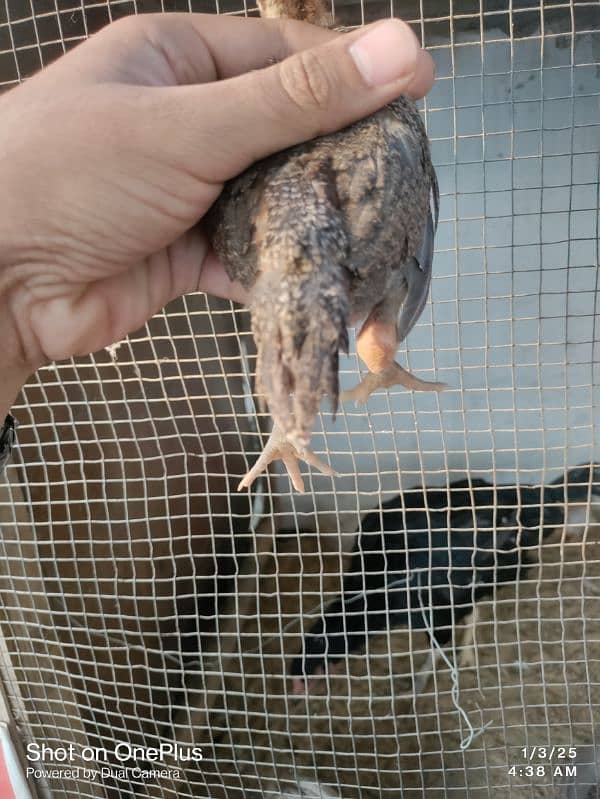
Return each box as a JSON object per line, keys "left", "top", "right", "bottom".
{"left": 291, "top": 463, "right": 600, "bottom": 693}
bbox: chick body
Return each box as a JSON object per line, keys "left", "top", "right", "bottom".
{"left": 210, "top": 96, "right": 440, "bottom": 489}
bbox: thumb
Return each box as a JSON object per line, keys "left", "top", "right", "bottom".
{"left": 160, "top": 19, "right": 434, "bottom": 182}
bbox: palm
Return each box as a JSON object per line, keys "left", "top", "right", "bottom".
{"left": 4, "top": 20, "right": 235, "bottom": 366}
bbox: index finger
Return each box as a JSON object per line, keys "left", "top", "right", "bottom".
{"left": 45, "top": 13, "right": 340, "bottom": 86}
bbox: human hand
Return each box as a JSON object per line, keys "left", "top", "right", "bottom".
{"left": 0, "top": 12, "right": 434, "bottom": 384}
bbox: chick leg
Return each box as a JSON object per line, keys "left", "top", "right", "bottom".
{"left": 341, "top": 305, "right": 446, "bottom": 406}
{"left": 237, "top": 424, "right": 337, "bottom": 494}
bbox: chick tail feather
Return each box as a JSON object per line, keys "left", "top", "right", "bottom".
{"left": 250, "top": 260, "right": 350, "bottom": 448}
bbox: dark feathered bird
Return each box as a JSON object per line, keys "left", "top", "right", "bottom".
{"left": 0, "top": 415, "right": 16, "bottom": 475}
{"left": 291, "top": 463, "right": 600, "bottom": 693}
{"left": 208, "top": 2, "right": 444, "bottom": 492}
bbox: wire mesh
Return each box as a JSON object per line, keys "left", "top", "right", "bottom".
{"left": 0, "top": 0, "right": 599, "bottom": 796}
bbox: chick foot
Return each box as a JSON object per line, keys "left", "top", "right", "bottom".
{"left": 237, "top": 424, "right": 337, "bottom": 493}
{"left": 341, "top": 360, "right": 447, "bottom": 406}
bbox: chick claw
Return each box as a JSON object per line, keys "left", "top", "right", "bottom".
{"left": 237, "top": 424, "right": 337, "bottom": 493}
{"left": 340, "top": 360, "right": 447, "bottom": 406}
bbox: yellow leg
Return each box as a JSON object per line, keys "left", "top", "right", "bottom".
{"left": 238, "top": 423, "right": 337, "bottom": 493}
{"left": 341, "top": 360, "right": 447, "bottom": 406}
{"left": 341, "top": 308, "right": 446, "bottom": 406}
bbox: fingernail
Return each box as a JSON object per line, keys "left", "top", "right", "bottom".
{"left": 349, "top": 20, "right": 419, "bottom": 87}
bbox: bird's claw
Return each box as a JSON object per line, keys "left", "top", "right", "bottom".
{"left": 237, "top": 424, "right": 337, "bottom": 493}
{"left": 341, "top": 361, "right": 447, "bottom": 406}
{"left": 340, "top": 375, "right": 380, "bottom": 407}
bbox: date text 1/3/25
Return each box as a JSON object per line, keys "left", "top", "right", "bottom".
{"left": 520, "top": 746, "right": 577, "bottom": 760}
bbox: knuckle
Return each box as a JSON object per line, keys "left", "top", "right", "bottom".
{"left": 279, "top": 49, "right": 332, "bottom": 113}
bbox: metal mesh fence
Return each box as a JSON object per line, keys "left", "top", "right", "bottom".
{"left": 0, "top": 0, "right": 599, "bottom": 796}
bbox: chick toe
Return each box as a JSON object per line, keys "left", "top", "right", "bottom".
{"left": 341, "top": 361, "right": 447, "bottom": 406}
{"left": 237, "top": 424, "right": 337, "bottom": 493}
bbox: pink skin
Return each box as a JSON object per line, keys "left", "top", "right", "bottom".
{"left": 357, "top": 316, "right": 399, "bottom": 374}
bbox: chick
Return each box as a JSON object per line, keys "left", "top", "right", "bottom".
{"left": 291, "top": 464, "right": 600, "bottom": 694}
{"left": 208, "top": 8, "right": 443, "bottom": 493}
